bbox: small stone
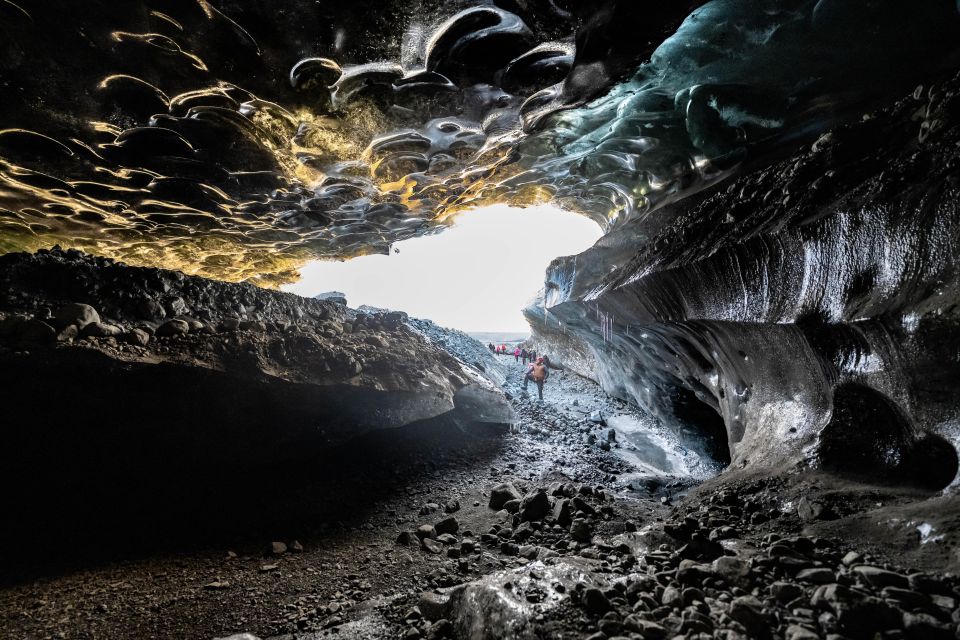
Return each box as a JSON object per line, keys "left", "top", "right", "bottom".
{"left": 53, "top": 303, "right": 99, "bottom": 330}
{"left": 712, "top": 556, "right": 750, "bottom": 583}
{"left": 122, "top": 328, "right": 150, "bottom": 346}
{"left": 420, "top": 503, "right": 440, "bottom": 515}
{"left": 443, "top": 500, "right": 460, "bottom": 514}
{"left": 422, "top": 538, "right": 443, "bottom": 554}
{"left": 797, "top": 496, "right": 835, "bottom": 522}
{"left": 436, "top": 533, "right": 457, "bottom": 545}
{"left": 489, "top": 483, "right": 522, "bottom": 510}
{"left": 270, "top": 541, "right": 287, "bottom": 555}
{"left": 289, "top": 540, "right": 304, "bottom": 553}
{"left": 903, "top": 611, "right": 953, "bottom": 640}
{"left": 426, "top": 619, "right": 453, "bottom": 640}
{"left": 785, "top": 625, "right": 820, "bottom": 640}
{"left": 17, "top": 318, "right": 56, "bottom": 344}
{"left": 582, "top": 587, "right": 610, "bottom": 615}
{"left": 416, "top": 525, "right": 437, "bottom": 540}
{"left": 570, "top": 518, "right": 591, "bottom": 542}
{"left": 797, "top": 568, "right": 836, "bottom": 584}
{"left": 771, "top": 581, "right": 803, "bottom": 603}
{"left": 82, "top": 321, "right": 122, "bottom": 338}
{"left": 156, "top": 319, "right": 189, "bottom": 337}
{"left": 56, "top": 324, "right": 79, "bottom": 342}
{"left": 661, "top": 585, "right": 682, "bottom": 608}
{"left": 239, "top": 319, "right": 265, "bottom": 332}
{"left": 552, "top": 498, "right": 572, "bottom": 526}
{"left": 204, "top": 580, "right": 230, "bottom": 590}
{"left": 841, "top": 551, "right": 862, "bottom": 566}
{"left": 729, "top": 595, "right": 769, "bottom": 639}
{"left": 259, "top": 564, "right": 278, "bottom": 572}
{"left": 853, "top": 565, "right": 909, "bottom": 589}
{"left": 519, "top": 490, "right": 550, "bottom": 522}
{"left": 435, "top": 516, "right": 459, "bottom": 536}
{"left": 136, "top": 299, "right": 165, "bottom": 320}
{"left": 623, "top": 616, "right": 667, "bottom": 639}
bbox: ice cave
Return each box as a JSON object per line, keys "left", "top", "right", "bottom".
{"left": 2, "top": 1, "right": 960, "bottom": 638}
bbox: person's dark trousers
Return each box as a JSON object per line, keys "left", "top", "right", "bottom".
{"left": 523, "top": 373, "right": 545, "bottom": 400}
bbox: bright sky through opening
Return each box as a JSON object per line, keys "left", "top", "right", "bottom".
{"left": 283, "top": 205, "right": 602, "bottom": 333}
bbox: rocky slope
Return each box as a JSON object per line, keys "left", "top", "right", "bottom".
{"left": 0, "top": 248, "right": 512, "bottom": 561}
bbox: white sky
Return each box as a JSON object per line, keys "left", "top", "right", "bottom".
{"left": 283, "top": 204, "right": 602, "bottom": 332}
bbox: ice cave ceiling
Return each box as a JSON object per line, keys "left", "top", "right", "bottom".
{"left": 1, "top": 0, "right": 958, "bottom": 285}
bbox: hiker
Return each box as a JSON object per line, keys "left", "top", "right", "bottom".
{"left": 523, "top": 357, "right": 549, "bottom": 400}
{"left": 513, "top": 346, "right": 520, "bottom": 362}
{"left": 520, "top": 348, "right": 529, "bottom": 365}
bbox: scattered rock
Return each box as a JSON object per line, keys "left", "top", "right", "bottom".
{"left": 53, "top": 303, "right": 99, "bottom": 330}
{"left": 489, "top": 483, "right": 522, "bottom": 510}
{"left": 435, "top": 516, "right": 459, "bottom": 536}
{"left": 156, "top": 319, "right": 189, "bottom": 337}
{"left": 416, "top": 525, "right": 437, "bottom": 540}
{"left": 519, "top": 490, "right": 550, "bottom": 522}
{"left": 422, "top": 538, "right": 444, "bottom": 554}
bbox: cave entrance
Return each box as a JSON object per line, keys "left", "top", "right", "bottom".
{"left": 672, "top": 388, "right": 732, "bottom": 468}
{"left": 818, "top": 383, "right": 958, "bottom": 490}
{"left": 283, "top": 203, "right": 602, "bottom": 333}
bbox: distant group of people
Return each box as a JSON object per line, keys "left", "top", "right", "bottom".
{"left": 488, "top": 343, "right": 538, "bottom": 364}
{"left": 487, "top": 343, "right": 558, "bottom": 401}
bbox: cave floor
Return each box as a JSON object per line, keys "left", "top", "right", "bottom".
{"left": 0, "top": 358, "right": 676, "bottom": 639}
{"left": 1, "top": 358, "right": 959, "bottom": 640}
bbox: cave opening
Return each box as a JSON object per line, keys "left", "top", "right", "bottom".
{"left": 283, "top": 203, "right": 602, "bottom": 333}
{"left": 671, "top": 387, "right": 732, "bottom": 468}
{"left": 818, "top": 383, "right": 958, "bottom": 491}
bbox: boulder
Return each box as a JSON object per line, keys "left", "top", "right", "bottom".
{"left": 489, "top": 483, "right": 521, "bottom": 510}
{"left": 518, "top": 490, "right": 550, "bottom": 522}
{"left": 53, "top": 303, "right": 99, "bottom": 330}
{"left": 156, "top": 319, "right": 189, "bottom": 337}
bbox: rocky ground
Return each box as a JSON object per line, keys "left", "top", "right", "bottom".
{"left": 1, "top": 253, "right": 960, "bottom": 640}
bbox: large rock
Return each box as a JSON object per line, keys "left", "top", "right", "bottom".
{"left": 489, "top": 483, "right": 522, "bottom": 510}
{"left": 432, "top": 559, "right": 600, "bottom": 640}
{"left": 518, "top": 490, "right": 550, "bottom": 522}
{"left": 53, "top": 303, "right": 99, "bottom": 330}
